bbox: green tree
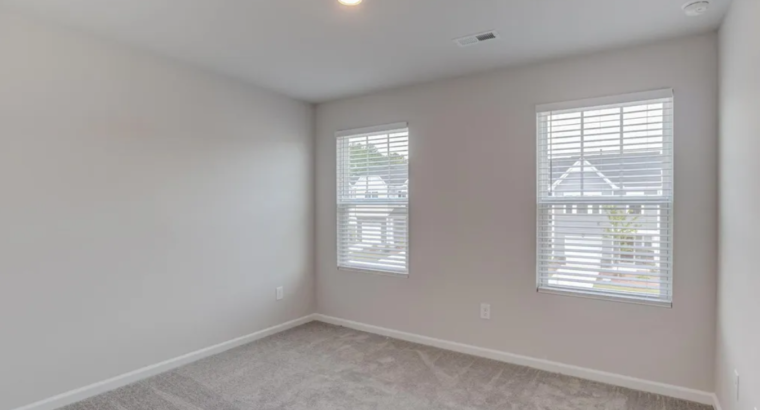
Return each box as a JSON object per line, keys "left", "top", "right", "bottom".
{"left": 602, "top": 206, "right": 641, "bottom": 274}
{"left": 349, "top": 143, "right": 408, "bottom": 182}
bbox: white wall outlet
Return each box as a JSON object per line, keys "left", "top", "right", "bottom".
{"left": 480, "top": 303, "right": 491, "bottom": 320}
{"left": 734, "top": 369, "right": 740, "bottom": 402}
{"left": 276, "top": 286, "right": 284, "bottom": 301}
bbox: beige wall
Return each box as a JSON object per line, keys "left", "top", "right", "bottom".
{"left": 316, "top": 33, "right": 718, "bottom": 391}
{"left": 716, "top": 0, "right": 760, "bottom": 408}
{"left": 0, "top": 12, "right": 314, "bottom": 410}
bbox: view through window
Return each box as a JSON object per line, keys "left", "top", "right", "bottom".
{"left": 336, "top": 123, "right": 409, "bottom": 274}
{"left": 536, "top": 90, "right": 674, "bottom": 305}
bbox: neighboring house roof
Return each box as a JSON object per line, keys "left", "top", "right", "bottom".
{"left": 549, "top": 151, "right": 664, "bottom": 194}
{"left": 351, "top": 162, "right": 408, "bottom": 188}
{"left": 551, "top": 159, "right": 619, "bottom": 191}
{"left": 352, "top": 175, "right": 388, "bottom": 192}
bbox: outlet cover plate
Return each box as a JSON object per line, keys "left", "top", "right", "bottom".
{"left": 480, "top": 303, "right": 491, "bottom": 320}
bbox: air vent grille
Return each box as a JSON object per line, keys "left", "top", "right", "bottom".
{"left": 454, "top": 30, "right": 500, "bottom": 47}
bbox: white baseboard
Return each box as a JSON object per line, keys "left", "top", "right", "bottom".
{"left": 712, "top": 394, "right": 724, "bottom": 410}
{"left": 314, "top": 314, "right": 715, "bottom": 407}
{"left": 13, "top": 314, "right": 317, "bottom": 410}
{"left": 13, "top": 313, "right": 717, "bottom": 410}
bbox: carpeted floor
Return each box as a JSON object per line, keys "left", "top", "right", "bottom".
{"left": 62, "top": 322, "right": 712, "bottom": 410}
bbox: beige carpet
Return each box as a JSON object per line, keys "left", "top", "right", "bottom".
{"left": 62, "top": 322, "right": 712, "bottom": 410}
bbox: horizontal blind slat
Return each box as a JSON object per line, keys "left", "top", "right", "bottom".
{"left": 538, "top": 275, "right": 671, "bottom": 289}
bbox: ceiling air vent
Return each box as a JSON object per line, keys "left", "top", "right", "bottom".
{"left": 454, "top": 30, "right": 500, "bottom": 47}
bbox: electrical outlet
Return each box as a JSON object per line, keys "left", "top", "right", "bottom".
{"left": 480, "top": 303, "right": 491, "bottom": 320}
{"left": 734, "top": 369, "right": 740, "bottom": 402}
{"left": 276, "top": 286, "right": 284, "bottom": 301}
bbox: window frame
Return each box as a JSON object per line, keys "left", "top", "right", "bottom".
{"left": 335, "top": 122, "right": 410, "bottom": 277}
{"left": 535, "top": 89, "right": 674, "bottom": 307}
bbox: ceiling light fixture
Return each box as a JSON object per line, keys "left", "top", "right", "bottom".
{"left": 682, "top": 1, "right": 710, "bottom": 16}
{"left": 338, "top": 0, "right": 362, "bottom": 6}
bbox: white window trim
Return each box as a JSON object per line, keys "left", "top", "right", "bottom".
{"left": 536, "top": 89, "right": 674, "bottom": 113}
{"left": 336, "top": 122, "right": 408, "bottom": 139}
{"left": 336, "top": 122, "right": 410, "bottom": 276}
{"left": 535, "top": 89, "right": 674, "bottom": 308}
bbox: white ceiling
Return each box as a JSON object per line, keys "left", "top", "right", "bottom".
{"left": 2, "top": 0, "right": 731, "bottom": 102}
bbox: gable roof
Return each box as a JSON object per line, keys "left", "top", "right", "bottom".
{"left": 551, "top": 159, "right": 620, "bottom": 191}
{"left": 548, "top": 151, "right": 665, "bottom": 193}
{"left": 351, "top": 162, "right": 408, "bottom": 188}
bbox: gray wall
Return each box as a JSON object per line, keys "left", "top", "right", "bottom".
{"left": 717, "top": 0, "right": 760, "bottom": 408}
{"left": 0, "top": 12, "right": 314, "bottom": 410}
{"left": 316, "top": 33, "right": 718, "bottom": 391}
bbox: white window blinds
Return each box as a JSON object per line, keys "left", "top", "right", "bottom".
{"left": 337, "top": 123, "right": 409, "bottom": 275}
{"left": 536, "top": 90, "right": 674, "bottom": 306}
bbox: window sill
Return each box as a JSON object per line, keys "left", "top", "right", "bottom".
{"left": 537, "top": 287, "right": 672, "bottom": 308}
{"left": 338, "top": 266, "right": 409, "bottom": 278}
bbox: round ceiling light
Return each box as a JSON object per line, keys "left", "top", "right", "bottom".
{"left": 338, "top": 0, "right": 362, "bottom": 5}
{"left": 682, "top": 1, "right": 710, "bottom": 16}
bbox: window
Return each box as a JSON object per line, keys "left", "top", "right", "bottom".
{"left": 536, "top": 90, "right": 674, "bottom": 306}
{"left": 336, "top": 123, "right": 409, "bottom": 275}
